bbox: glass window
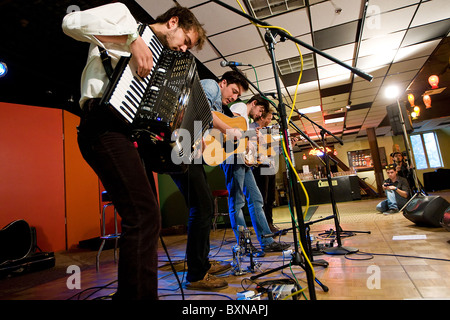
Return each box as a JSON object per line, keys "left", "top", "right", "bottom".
{"left": 423, "top": 132, "right": 442, "bottom": 168}
{"left": 410, "top": 135, "right": 427, "bottom": 170}
{"left": 410, "top": 132, "right": 443, "bottom": 170}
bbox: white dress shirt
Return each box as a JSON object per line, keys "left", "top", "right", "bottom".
{"left": 62, "top": 3, "right": 138, "bottom": 108}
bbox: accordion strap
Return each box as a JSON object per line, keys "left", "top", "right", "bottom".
{"left": 98, "top": 47, "right": 114, "bottom": 80}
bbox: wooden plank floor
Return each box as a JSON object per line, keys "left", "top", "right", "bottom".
{"left": 1, "top": 192, "right": 449, "bottom": 301}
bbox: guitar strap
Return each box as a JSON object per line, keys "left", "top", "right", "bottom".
{"left": 98, "top": 47, "right": 114, "bottom": 80}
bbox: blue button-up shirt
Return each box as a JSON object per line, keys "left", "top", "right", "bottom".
{"left": 200, "top": 79, "right": 223, "bottom": 113}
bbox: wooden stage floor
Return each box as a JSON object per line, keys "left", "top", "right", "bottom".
{"left": 1, "top": 192, "right": 449, "bottom": 301}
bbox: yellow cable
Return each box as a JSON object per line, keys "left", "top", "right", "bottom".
{"left": 234, "top": 0, "right": 310, "bottom": 217}
{"left": 235, "top": 0, "right": 315, "bottom": 284}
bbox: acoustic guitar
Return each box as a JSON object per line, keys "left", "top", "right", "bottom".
{"left": 202, "top": 111, "right": 276, "bottom": 167}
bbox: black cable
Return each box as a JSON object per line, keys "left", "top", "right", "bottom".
{"left": 159, "top": 235, "right": 185, "bottom": 300}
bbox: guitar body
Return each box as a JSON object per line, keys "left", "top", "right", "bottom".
{"left": 203, "top": 111, "right": 248, "bottom": 166}
{"left": 203, "top": 111, "right": 278, "bottom": 167}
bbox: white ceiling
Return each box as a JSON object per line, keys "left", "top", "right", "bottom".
{"left": 136, "top": 0, "right": 450, "bottom": 147}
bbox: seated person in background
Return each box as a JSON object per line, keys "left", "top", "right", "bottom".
{"left": 392, "top": 151, "right": 415, "bottom": 190}
{"left": 376, "top": 164, "right": 410, "bottom": 215}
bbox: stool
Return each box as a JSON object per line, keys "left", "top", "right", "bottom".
{"left": 212, "top": 190, "right": 229, "bottom": 231}
{"left": 96, "top": 191, "right": 120, "bottom": 271}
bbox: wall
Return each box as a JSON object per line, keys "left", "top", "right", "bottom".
{"left": 279, "top": 127, "right": 450, "bottom": 192}
{"left": 0, "top": 103, "right": 104, "bottom": 252}
{"left": 63, "top": 111, "right": 102, "bottom": 249}
{"left": 0, "top": 103, "right": 66, "bottom": 252}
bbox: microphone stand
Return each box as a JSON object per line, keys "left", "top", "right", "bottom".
{"left": 210, "top": 0, "right": 372, "bottom": 298}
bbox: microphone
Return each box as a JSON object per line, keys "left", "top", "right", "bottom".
{"left": 220, "top": 60, "right": 251, "bottom": 67}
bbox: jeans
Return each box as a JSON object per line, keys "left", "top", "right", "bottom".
{"left": 376, "top": 190, "right": 408, "bottom": 212}
{"left": 220, "top": 163, "right": 274, "bottom": 249}
{"left": 77, "top": 99, "right": 161, "bottom": 300}
{"left": 171, "top": 164, "right": 214, "bottom": 282}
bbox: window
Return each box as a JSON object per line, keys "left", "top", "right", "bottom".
{"left": 410, "top": 132, "right": 443, "bottom": 170}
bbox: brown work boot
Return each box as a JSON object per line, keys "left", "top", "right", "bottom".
{"left": 208, "top": 260, "right": 232, "bottom": 275}
{"left": 185, "top": 273, "right": 228, "bottom": 291}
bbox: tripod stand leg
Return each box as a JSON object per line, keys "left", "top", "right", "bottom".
{"left": 315, "top": 278, "right": 329, "bottom": 292}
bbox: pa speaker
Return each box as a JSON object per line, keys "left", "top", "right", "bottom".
{"left": 386, "top": 102, "right": 413, "bottom": 136}
{"left": 403, "top": 195, "right": 449, "bottom": 227}
{"left": 441, "top": 206, "right": 450, "bottom": 231}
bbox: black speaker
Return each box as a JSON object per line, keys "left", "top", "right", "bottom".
{"left": 403, "top": 195, "right": 449, "bottom": 227}
{"left": 441, "top": 206, "right": 450, "bottom": 231}
{"left": 386, "top": 102, "right": 413, "bottom": 136}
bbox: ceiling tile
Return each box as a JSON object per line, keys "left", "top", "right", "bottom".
{"left": 359, "top": 31, "right": 406, "bottom": 57}
{"left": 265, "top": 8, "right": 311, "bottom": 37}
{"left": 318, "top": 60, "right": 354, "bottom": 79}
{"left": 394, "top": 39, "right": 441, "bottom": 62}
{"left": 402, "top": 19, "right": 450, "bottom": 47}
{"left": 362, "top": 5, "right": 418, "bottom": 40}
{"left": 274, "top": 34, "right": 314, "bottom": 60}
{"left": 388, "top": 57, "right": 427, "bottom": 75}
{"left": 136, "top": 0, "right": 175, "bottom": 19}
{"left": 310, "top": 0, "right": 364, "bottom": 31}
{"left": 365, "top": 0, "right": 420, "bottom": 15}
{"left": 352, "top": 76, "right": 383, "bottom": 91}
{"left": 350, "top": 88, "right": 379, "bottom": 100}
{"left": 313, "top": 20, "right": 360, "bottom": 50}
{"left": 319, "top": 73, "right": 352, "bottom": 89}
{"left": 192, "top": 40, "right": 221, "bottom": 62}
{"left": 208, "top": 24, "right": 264, "bottom": 56}
{"left": 410, "top": 0, "right": 450, "bottom": 28}
{"left": 356, "top": 51, "right": 397, "bottom": 69}
{"left": 315, "top": 43, "right": 356, "bottom": 67}
{"left": 189, "top": 0, "right": 251, "bottom": 36}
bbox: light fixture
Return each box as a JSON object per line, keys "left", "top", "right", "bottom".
{"left": 385, "top": 85, "right": 400, "bottom": 99}
{"left": 0, "top": 62, "right": 7, "bottom": 78}
{"left": 413, "top": 106, "right": 420, "bottom": 117}
{"left": 309, "top": 147, "right": 331, "bottom": 156}
{"left": 428, "top": 75, "right": 439, "bottom": 89}
{"left": 407, "top": 94, "right": 415, "bottom": 107}
{"left": 324, "top": 117, "right": 344, "bottom": 124}
{"left": 411, "top": 111, "right": 418, "bottom": 120}
{"left": 423, "top": 94, "right": 432, "bottom": 109}
{"left": 302, "top": 153, "right": 307, "bottom": 160}
{"left": 298, "top": 105, "right": 322, "bottom": 114}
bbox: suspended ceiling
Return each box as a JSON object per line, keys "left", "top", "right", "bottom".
{"left": 0, "top": 0, "right": 449, "bottom": 149}
{"left": 137, "top": 0, "right": 450, "bottom": 148}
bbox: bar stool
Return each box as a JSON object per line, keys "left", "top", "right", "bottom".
{"left": 96, "top": 191, "right": 120, "bottom": 271}
{"left": 212, "top": 189, "right": 229, "bottom": 231}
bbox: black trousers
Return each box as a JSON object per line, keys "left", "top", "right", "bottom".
{"left": 171, "top": 164, "right": 214, "bottom": 282}
{"left": 253, "top": 167, "right": 276, "bottom": 225}
{"left": 77, "top": 99, "right": 161, "bottom": 300}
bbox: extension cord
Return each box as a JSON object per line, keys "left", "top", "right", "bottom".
{"left": 269, "top": 284, "right": 297, "bottom": 300}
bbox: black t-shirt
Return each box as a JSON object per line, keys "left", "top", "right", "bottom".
{"left": 384, "top": 176, "right": 410, "bottom": 203}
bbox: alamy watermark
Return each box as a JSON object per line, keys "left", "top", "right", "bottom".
{"left": 366, "top": 265, "right": 381, "bottom": 290}
{"left": 66, "top": 265, "right": 81, "bottom": 290}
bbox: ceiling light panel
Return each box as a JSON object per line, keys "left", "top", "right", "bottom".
{"left": 248, "top": 0, "right": 305, "bottom": 19}
{"left": 277, "top": 54, "right": 314, "bottom": 75}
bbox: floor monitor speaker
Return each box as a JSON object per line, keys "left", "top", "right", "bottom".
{"left": 403, "top": 195, "right": 449, "bottom": 227}
{"left": 441, "top": 206, "right": 450, "bottom": 231}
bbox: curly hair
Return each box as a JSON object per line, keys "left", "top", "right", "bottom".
{"left": 154, "top": 6, "right": 207, "bottom": 50}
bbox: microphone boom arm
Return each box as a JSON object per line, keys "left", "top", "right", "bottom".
{"left": 210, "top": 0, "right": 373, "bottom": 82}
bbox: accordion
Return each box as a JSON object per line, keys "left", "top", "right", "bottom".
{"left": 100, "top": 24, "right": 213, "bottom": 173}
